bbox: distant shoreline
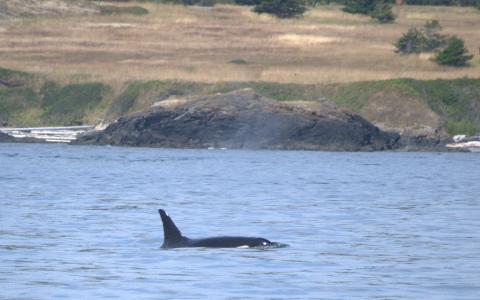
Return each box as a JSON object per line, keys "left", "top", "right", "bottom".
{"left": 1, "top": 67, "right": 479, "bottom": 151}
{"left": 1, "top": 2, "right": 479, "bottom": 141}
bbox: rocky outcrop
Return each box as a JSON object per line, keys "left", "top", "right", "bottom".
{"left": 0, "top": 131, "right": 44, "bottom": 143}
{"left": 76, "top": 89, "right": 400, "bottom": 151}
{"left": 0, "top": 131, "right": 15, "bottom": 142}
{"left": 377, "top": 125, "right": 452, "bottom": 151}
{"left": 396, "top": 131, "right": 452, "bottom": 151}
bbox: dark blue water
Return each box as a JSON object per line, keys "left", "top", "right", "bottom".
{"left": 1, "top": 143, "right": 479, "bottom": 299}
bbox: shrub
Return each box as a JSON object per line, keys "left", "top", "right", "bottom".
{"left": 435, "top": 36, "right": 473, "bottom": 67}
{"left": 395, "top": 20, "right": 448, "bottom": 54}
{"left": 342, "top": 0, "right": 376, "bottom": 14}
{"left": 343, "top": 0, "right": 395, "bottom": 23}
{"left": 230, "top": 59, "right": 249, "bottom": 65}
{"left": 253, "top": 0, "right": 307, "bottom": 18}
{"left": 395, "top": 28, "right": 428, "bottom": 54}
{"left": 196, "top": 0, "right": 217, "bottom": 5}
{"left": 369, "top": 1, "right": 396, "bottom": 23}
{"left": 405, "top": 0, "right": 478, "bottom": 6}
{"left": 423, "top": 20, "right": 448, "bottom": 51}
{"left": 234, "top": 0, "right": 261, "bottom": 5}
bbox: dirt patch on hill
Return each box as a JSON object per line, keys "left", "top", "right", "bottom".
{"left": 361, "top": 88, "right": 441, "bottom": 133}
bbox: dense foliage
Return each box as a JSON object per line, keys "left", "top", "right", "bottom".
{"left": 342, "top": 0, "right": 376, "bottom": 14}
{"left": 395, "top": 21, "right": 473, "bottom": 67}
{"left": 435, "top": 36, "right": 473, "bottom": 66}
{"left": 311, "top": 0, "right": 479, "bottom": 6}
{"left": 422, "top": 20, "right": 448, "bottom": 51}
{"left": 160, "top": 0, "right": 222, "bottom": 6}
{"left": 369, "top": 1, "right": 396, "bottom": 23}
{"left": 234, "top": 0, "right": 261, "bottom": 5}
{"left": 395, "top": 20, "right": 447, "bottom": 54}
{"left": 395, "top": 28, "right": 428, "bottom": 54}
{"left": 342, "top": 0, "right": 396, "bottom": 23}
{"left": 253, "top": 0, "right": 307, "bottom": 18}
{"left": 405, "top": 0, "right": 479, "bottom": 5}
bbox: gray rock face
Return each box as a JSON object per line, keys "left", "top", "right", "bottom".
{"left": 0, "top": 131, "right": 15, "bottom": 142}
{"left": 0, "top": 131, "right": 45, "bottom": 144}
{"left": 396, "top": 134, "right": 451, "bottom": 151}
{"left": 76, "top": 90, "right": 400, "bottom": 151}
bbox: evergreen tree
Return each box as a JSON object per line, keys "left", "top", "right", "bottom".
{"left": 182, "top": 0, "right": 197, "bottom": 5}
{"left": 253, "top": 0, "right": 307, "bottom": 18}
{"left": 395, "top": 28, "right": 428, "bottom": 54}
{"left": 342, "top": 0, "right": 376, "bottom": 15}
{"left": 343, "top": 0, "right": 395, "bottom": 23}
{"left": 435, "top": 36, "right": 473, "bottom": 66}
{"left": 369, "top": 1, "right": 396, "bottom": 23}
{"left": 395, "top": 20, "right": 448, "bottom": 54}
{"left": 423, "top": 20, "right": 447, "bottom": 51}
{"left": 234, "top": 0, "right": 261, "bottom": 5}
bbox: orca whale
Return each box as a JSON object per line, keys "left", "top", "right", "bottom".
{"left": 158, "top": 209, "right": 286, "bottom": 249}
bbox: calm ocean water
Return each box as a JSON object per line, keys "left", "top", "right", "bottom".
{"left": 1, "top": 143, "right": 479, "bottom": 299}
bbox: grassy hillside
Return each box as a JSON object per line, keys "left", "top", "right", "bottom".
{"left": 0, "top": 0, "right": 96, "bottom": 21}
{"left": 0, "top": 2, "right": 478, "bottom": 84}
{"left": 1, "top": 67, "right": 479, "bottom": 135}
{"left": 0, "top": 2, "right": 479, "bottom": 135}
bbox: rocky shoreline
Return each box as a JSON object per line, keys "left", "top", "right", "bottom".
{"left": 2, "top": 89, "right": 459, "bottom": 151}
{"left": 71, "top": 89, "right": 452, "bottom": 152}
{"left": 0, "top": 131, "right": 42, "bottom": 144}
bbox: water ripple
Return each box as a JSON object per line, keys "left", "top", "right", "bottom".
{"left": 0, "top": 143, "right": 479, "bottom": 299}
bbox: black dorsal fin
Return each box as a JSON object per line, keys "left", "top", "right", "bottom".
{"left": 158, "top": 209, "right": 186, "bottom": 248}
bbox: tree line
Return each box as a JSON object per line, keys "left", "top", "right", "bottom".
{"left": 163, "top": 0, "right": 479, "bottom": 19}
{"left": 309, "top": 0, "right": 479, "bottom": 5}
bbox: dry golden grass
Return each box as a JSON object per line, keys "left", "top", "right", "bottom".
{"left": 0, "top": 2, "right": 479, "bottom": 84}
{"left": 0, "top": 0, "right": 96, "bottom": 20}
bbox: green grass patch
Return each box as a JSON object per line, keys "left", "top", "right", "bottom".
{"left": 1, "top": 66, "right": 479, "bottom": 136}
{"left": 229, "top": 59, "right": 249, "bottom": 65}
{"left": 0, "top": 67, "right": 34, "bottom": 88}
{"left": 0, "top": 88, "right": 39, "bottom": 126}
{"left": 403, "top": 78, "right": 480, "bottom": 122}
{"left": 11, "top": 107, "right": 45, "bottom": 127}
{"left": 445, "top": 119, "right": 477, "bottom": 136}
{"left": 40, "top": 82, "right": 109, "bottom": 125}
{"left": 248, "top": 82, "right": 321, "bottom": 102}
{"left": 0, "top": 67, "right": 32, "bottom": 81}
{"left": 107, "top": 82, "right": 144, "bottom": 117}
{"left": 323, "top": 81, "right": 389, "bottom": 111}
